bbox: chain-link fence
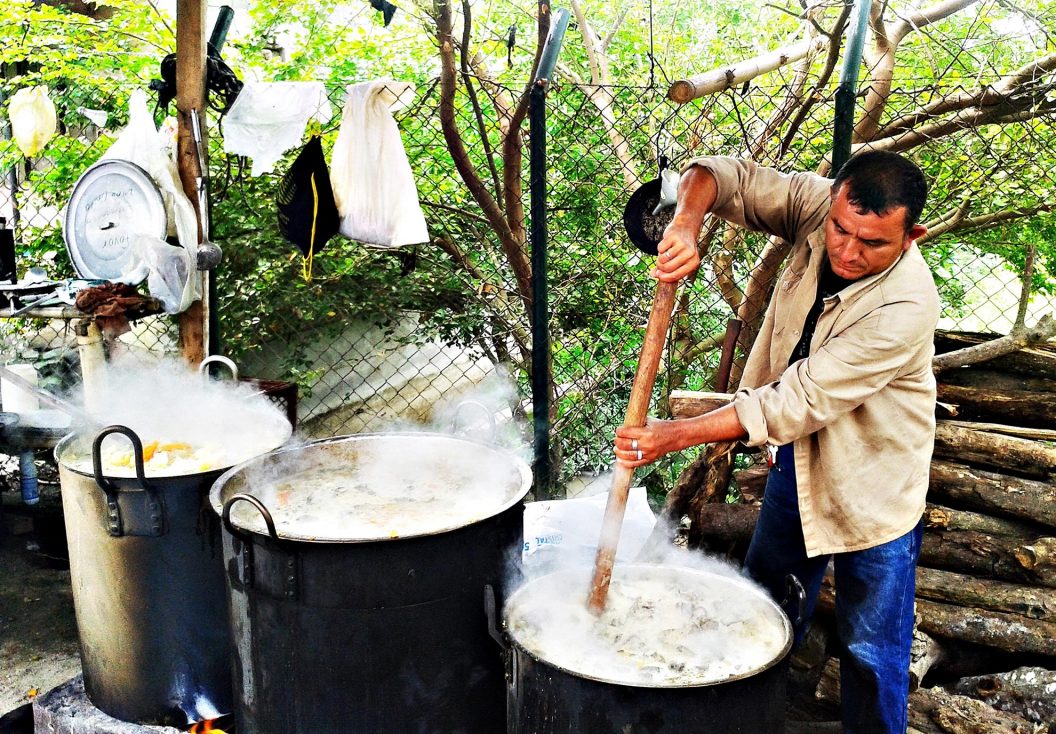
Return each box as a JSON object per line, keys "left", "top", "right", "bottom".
{"left": 3, "top": 56, "right": 1055, "bottom": 498}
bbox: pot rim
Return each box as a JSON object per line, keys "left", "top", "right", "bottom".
{"left": 209, "top": 431, "right": 533, "bottom": 544}
{"left": 53, "top": 415, "right": 293, "bottom": 482}
{"left": 503, "top": 563, "right": 793, "bottom": 689}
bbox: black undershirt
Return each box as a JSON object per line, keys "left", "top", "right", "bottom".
{"left": 788, "top": 258, "right": 855, "bottom": 366}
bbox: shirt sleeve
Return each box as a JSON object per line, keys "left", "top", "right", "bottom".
{"left": 732, "top": 293, "right": 937, "bottom": 447}
{"left": 681, "top": 156, "right": 832, "bottom": 243}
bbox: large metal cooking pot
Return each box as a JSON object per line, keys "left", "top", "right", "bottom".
{"left": 55, "top": 419, "right": 290, "bottom": 726}
{"left": 502, "top": 564, "right": 802, "bottom": 734}
{"left": 209, "top": 432, "right": 531, "bottom": 734}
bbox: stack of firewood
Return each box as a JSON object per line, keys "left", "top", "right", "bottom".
{"left": 667, "top": 331, "right": 1056, "bottom": 733}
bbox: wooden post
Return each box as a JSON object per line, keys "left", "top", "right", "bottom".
{"left": 175, "top": 0, "right": 208, "bottom": 365}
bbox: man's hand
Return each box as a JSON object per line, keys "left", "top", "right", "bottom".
{"left": 613, "top": 404, "right": 749, "bottom": 469}
{"left": 614, "top": 418, "right": 683, "bottom": 468}
{"left": 651, "top": 226, "right": 701, "bottom": 283}
{"left": 649, "top": 165, "right": 716, "bottom": 283}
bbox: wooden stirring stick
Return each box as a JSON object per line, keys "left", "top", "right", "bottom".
{"left": 587, "top": 280, "right": 678, "bottom": 614}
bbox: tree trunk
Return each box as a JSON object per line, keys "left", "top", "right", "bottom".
{"left": 921, "top": 529, "right": 1056, "bottom": 588}
{"left": 929, "top": 460, "right": 1056, "bottom": 530}
{"left": 915, "top": 598, "right": 1056, "bottom": 656}
{"left": 933, "top": 421, "right": 1056, "bottom": 479}
{"left": 915, "top": 566, "right": 1056, "bottom": 621}
{"left": 940, "top": 667, "right": 1056, "bottom": 727}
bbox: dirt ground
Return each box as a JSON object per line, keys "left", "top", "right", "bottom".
{"left": 0, "top": 458, "right": 81, "bottom": 718}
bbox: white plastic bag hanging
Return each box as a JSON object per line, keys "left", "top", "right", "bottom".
{"left": 9, "top": 86, "right": 57, "bottom": 157}
{"left": 330, "top": 80, "right": 429, "bottom": 248}
{"left": 221, "top": 82, "right": 332, "bottom": 176}
{"left": 100, "top": 90, "right": 199, "bottom": 313}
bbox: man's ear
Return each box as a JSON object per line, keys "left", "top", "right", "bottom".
{"left": 904, "top": 224, "right": 927, "bottom": 250}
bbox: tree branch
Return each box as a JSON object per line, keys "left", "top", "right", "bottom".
{"left": 855, "top": 0, "right": 981, "bottom": 143}
{"left": 435, "top": 0, "right": 534, "bottom": 310}
{"left": 459, "top": 0, "right": 504, "bottom": 202}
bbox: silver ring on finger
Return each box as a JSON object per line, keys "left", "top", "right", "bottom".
{"left": 636, "top": 449, "right": 643, "bottom": 461}
{"left": 631, "top": 439, "right": 639, "bottom": 451}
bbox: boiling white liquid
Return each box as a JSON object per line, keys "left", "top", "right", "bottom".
{"left": 227, "top": 436, "right": 525, "bottom": 540}
{"left": 505, "top": 566, "right": 789, "bottom": 687}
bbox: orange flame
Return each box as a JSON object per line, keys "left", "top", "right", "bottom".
{"left": 187, "top": 719, "right": 228, "bottom": 733}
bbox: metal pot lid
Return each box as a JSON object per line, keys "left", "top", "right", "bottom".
{"left": 504, "top": 564, "right": 793, "bottom": 688}
{"left": 63, "top": 160, "right": 166, "bottom": 283}
{"left": 211, "top": 433, "right": 532, "bottom": 543}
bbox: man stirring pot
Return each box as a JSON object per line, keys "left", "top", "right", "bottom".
{"left": 615, "top": 151, "right": 938, "bottom": 734}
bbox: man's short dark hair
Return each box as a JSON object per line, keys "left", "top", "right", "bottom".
{"left": 831, "top": 150, "right": 927, "bottom": 231}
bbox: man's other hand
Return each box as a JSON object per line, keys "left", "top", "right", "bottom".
{"left": 651, "top": 226, "right": 700, "bottom": 282}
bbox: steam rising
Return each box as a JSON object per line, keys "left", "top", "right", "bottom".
{"left": 61, "top": 356, "right": 290, "bottom": 476}
{"left": 223, "top": 433, "right": 530, "bottom": 540}
{"left": 505, "top": 563, "right": 790, "bottom": 687}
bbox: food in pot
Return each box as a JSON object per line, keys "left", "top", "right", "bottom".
{"left": 505, "top": 565, "right": 790, "bottom": 687}
{"left": 225, "top": 434, "right": 527, "bottom": 541}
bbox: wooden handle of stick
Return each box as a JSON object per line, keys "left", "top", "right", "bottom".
{"left": 587, "top": 280, "right": 679, "bottom": 614}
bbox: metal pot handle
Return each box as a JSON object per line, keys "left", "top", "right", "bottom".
{"left": 783, "top": 573, "right": 806, "bottom": 627}
{"left": 448, "top": 399, "right": 497, "bottom": 442}
{"left": 484, "top": 583, "right": 510, "bottom": 651}
{"left": 91, "top": 425, "right": 163, "bottom": 537}
{"left": 222, "top": 492, "right": 280, "bottom": 543}
{"left": 199, "top": 355, "right": 239, "bottom": 382}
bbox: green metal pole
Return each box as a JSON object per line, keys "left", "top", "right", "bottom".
{"left": 832, "top": 0, "right": 872, "bottom": 174}
{"left": 529, "top": 8, "right": 569, "bottom": 498}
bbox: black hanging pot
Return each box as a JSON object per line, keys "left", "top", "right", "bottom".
{"left": 623, "top": 157, "right": 678, "bottom": 256}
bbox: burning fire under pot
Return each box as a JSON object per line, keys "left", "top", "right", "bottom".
{"left": 208, "top": 432, "right": 531, "bottom": 734}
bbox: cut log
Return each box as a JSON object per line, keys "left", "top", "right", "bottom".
{"left": 1014, "top": 537, "right": 1056, "bottom": 577}
{"left": 693, "top": 502, "right": 759, "bottom": 546}
{"left": 938, "top": 366, "right": 1056, "bottom": 394}
{"left": 923, "top": 504, "right": 1039, "bottom": 540}
{"left": 936, "top": 382, "right": 1056, "bottom": 429}
{"left": 732, "top": 463, "right": 768, "bottom": 504}
{"left": 909, "top": 627, "right": 946, "bottom": 692}
{"left": 933, "top": 421, "right": 1056, "bottom": 479}
{"left": 940, "top": 667, "right": 1056, "bottom": 726}
{"left": 935, "top": 329, "right": 1056, "bottom": 381}
{"left": 909, "top": 685, "right": 1043, "bottom": 734}
{"left": 941, "top": 419, "right": 1056, "bottom": 442}
{"left": 916, "top": 566, "right": 1056, "bottom": 621}
{"left": 814, "top": 657, "right": 840, "bottom": 707}
{"left": 915, "top": 598, "right": 1056, "bottom": 656}
{"left": 668, "top": 389, "right": 733, "bottom": 419}
{"left": 921, "top": 529, "right": 1056, "bottom": 588}
{"left": 929, "top": 460, "right": 1056, "bottom": 530}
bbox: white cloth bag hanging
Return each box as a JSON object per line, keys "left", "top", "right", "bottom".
{"left": 222, "top": 81, "right": 333, "bottom": 176}
{"left": 330, "top": 80, "right": 429, "bottom": 248}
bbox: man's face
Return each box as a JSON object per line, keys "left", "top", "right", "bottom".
{"left": 824, "top": 184, "right": 927, "bottom": 281}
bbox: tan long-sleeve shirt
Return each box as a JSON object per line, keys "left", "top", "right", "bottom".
{"left": 686, "top": 156, "right": 940, "bottom": 556}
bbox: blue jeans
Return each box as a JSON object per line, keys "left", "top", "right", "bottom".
{"left": 743, "top": 444, "right": 922, "bottom": 734}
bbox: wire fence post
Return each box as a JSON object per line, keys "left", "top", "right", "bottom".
{"left": 832, "top": 0, "right": 871, "bottom": 173}
{"left": 529, "top": 8, "right": 569, "bottom": 497}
